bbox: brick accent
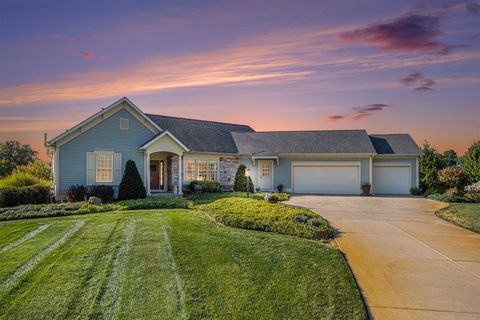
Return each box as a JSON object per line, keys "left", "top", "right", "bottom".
{"left": 167, "top": 155, "right": 179, "bottom": 192}
{"left": 219, "top": 157, "right": 239, "bottom": 191}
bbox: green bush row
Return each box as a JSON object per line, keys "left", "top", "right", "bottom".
{"left": 0, "top": 185, "right": 50, "bottom": 208}
{"left": 200, "top": 197, "right": 334, "bottom": 240}
{"left": 189, "top": 180, "right": 222, "bottom": 193}
{"left": 428, "top": 189, "right": 480, "bottom": 203}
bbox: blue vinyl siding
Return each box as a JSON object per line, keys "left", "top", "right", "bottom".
{"left": 58, "top": 108, "right": 155, "bottom": 197}
{"left": 240, "top": 157, "right": 370, "bottom": 192}
{"left": 373, "top": 157, "right": 419, "bottom": 188}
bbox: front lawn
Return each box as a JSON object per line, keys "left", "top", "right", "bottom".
{"left": 436, "top": 203, "right": 480, "bottom": 233}
{"left": 0, "top": 210, "right": 367, "bottom": 319}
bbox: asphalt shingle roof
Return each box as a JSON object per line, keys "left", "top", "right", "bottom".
{"left": 231, "top": 130, "right": 377, "bottom": 155}
{"left": 146, "top": 114, "right": 254, "bottom": 153}
{"left": 369, "top": 134, "right": 422, "bottom": 155}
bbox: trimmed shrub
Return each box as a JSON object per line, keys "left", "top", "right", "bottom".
{"left": 438, "top": 167, "right": 467, "bottom": 194}
{"left": 118, "top": 160, "right": 146, "bottom": 200}
{"left": 89, "top": 185, "right": 115, "bottom": 203}
{"left": 424, "top": 185, "right": 444, "bottom": 196}
{"left": 0, "top": 185, "right": 50, "bottom": 208}
{"left": 0, "top": 172, "right": 51, "bottom": 189}
{"left": 463, "top": 140, "right": 480, "bottom": 184}
{"left": 290, "top": 215, "right": 309, "bottom": 223}
{"left": 410, "top": 187, "right": 423, "bottom": 195}
{"left": 464, "top": 188, "right": 480, "bottom": 203}
{"left": 233, "top": 164, "right": 254, "bottom": 193}
{"left": 189, "top": 180, "right": 222, "bottom": 193}
{"left": 13, "top": 162, "right": 51, "bottom": 180}
{"left": 200, "top": 198, "right": 334, "bottom": 240}
{"left": 65, "top": 184, "right": 89, "bottom": 202}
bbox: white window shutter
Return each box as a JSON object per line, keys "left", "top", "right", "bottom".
{"left": 86, "top": 152, "right": 95, "bottom": 185}
{"left": 114, "top": 153, "right": 122, "bottom": 185}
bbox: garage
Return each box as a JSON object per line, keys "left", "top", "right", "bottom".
{"left": 292, "top": 162, "right": 361, "bottom": 194}
{"left": 372, "top": 164, "right": 410, "bottom": 195}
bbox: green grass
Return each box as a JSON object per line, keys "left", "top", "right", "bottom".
{"left": 436, "top": 203, "right": 480, "bottom": 233}
{"left": 0, "top": 210, "right": 366, "bottom": 319}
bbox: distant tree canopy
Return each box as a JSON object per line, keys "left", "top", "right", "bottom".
{"left": 463, "top": 140, "right": 480, "bottom": 184}
{"left": 441, "top": 149, "right": 458, "bottom": 167}
{"left": 0, "top": 141, "right": 38, "bottom": 177}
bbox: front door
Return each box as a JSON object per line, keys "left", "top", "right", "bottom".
{"left": 150, "top": 160, "right": 160, "bottom": 190}
{"left": 258, "top": 160, "right": 273, "bottom": 191}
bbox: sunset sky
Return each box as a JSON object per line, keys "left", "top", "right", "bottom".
{"left": 1, "top": 0, "right": 479, "bottom": 161}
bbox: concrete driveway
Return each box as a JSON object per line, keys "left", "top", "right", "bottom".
{"left": 286, "top": 196, "right": 480, "bottom": 320}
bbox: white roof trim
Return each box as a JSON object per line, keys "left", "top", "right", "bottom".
{"left": 47, "top": 97, "right": 162, "bottom": 146}
{"left": 140, "top": 130, "right": 190, "bottom": 152}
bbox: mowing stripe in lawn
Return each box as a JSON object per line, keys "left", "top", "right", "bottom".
{"left": 91, "top": 219, "right": 135, "bottom": 319}
{"left": 161, "top": 224, "right": 187, "bottom": 320}
{"left": 0, "top": 220, "right": 85, "bottom": 292}
{"left": 0, "top": 224, "right": 49, "bottom": 254}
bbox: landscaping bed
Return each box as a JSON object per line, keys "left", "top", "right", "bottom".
{"left": 0, "top": 197, "right": 190, "bottom": 221}
{"left": 200, "top": 197, "right": 334, "bottom": 240}
{"left": 436, "top": 203, "right": 480, "bottom": 234}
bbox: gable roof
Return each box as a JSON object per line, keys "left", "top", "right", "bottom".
{"left": 139, "top": 130, "right": 190, "bottom": 152}
{"left": 48, "top": 97, "right": 161, "bottom": 146}
{"left": 146, "top": 114, "right": 254, "bottom": 154}
{"left": 232, "top": 130, "right": 377, "bottom": 155}
{"left": 369, "top": 134, "right": 422, "bottom": 155}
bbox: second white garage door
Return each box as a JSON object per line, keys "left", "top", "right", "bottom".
{"left": 292, "top": 163, "right": 361, "bottom": 194}
{"left": 372, "top": 165, "right": 410, "bottom": 195}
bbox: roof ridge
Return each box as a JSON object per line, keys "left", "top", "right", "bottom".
{"left": 145, "top": 113, "right": 252, "bottom": 128}
{"left": 369, "top": 133, "right": 410, "bottom": 136}
{"left": 238, "top": 129, "right": 367, "bottom": 134}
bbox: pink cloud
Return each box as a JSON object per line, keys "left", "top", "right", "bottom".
{"left": 81, "top": 51, "right": 95, "bottom": 60}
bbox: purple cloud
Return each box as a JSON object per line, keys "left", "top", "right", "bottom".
{"left": 466, "top": 2, "right": 480, "bottom": 15}
{"left": 325, "top": 104, "right": 390, "bottom": 122}
{"left": 400, "top": 72, "right": 436, "bottom": 91}
{"left": 339, "top": 14, "right": 453, "bottom": 54}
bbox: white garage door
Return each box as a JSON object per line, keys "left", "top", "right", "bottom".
{"left": 292, "top": 163, "right": 360, "bottom": 194}
{"left": 373, "top": 165, "right": 410, "bottom": 195}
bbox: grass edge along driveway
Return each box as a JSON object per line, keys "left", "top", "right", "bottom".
{"left": 0, "top": 210, "right": 368, "bottom": 320}
{"left": 436, "top": 203, "right": 480, "bottom": 234}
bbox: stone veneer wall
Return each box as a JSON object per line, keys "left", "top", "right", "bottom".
{"left": 167, "top": 155, "right": 179, "bottom": 192}
{"left": 219, "top": 157, "right": 239, "bottom": 191}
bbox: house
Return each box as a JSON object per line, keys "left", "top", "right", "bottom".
{"left": 47, "top": 97, "right": 422, "bottom": 199}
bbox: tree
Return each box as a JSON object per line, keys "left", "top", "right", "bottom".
{"left": 13, "top": 162, "right": 51, "bottom": 180}
{"left": 462, "top": 140, "right": 480, "bottom": 184}
{"left": 419, "top": 142, "right": 443, "bottom": 191}
{"left": 118, "top": 160, "right": 147, "bottom": 200}
{"left": 233, "top": 164, "right": 254, "bottom": 193}
{"left": 0, "top": 140, "right": 38, "bottom": 176}
{"left": 441, "top": 149, "right": 458, "bottom": 167}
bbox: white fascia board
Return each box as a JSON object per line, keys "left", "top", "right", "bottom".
{"left": 47, "top": 97, "right": 161, "bottom": 146}
{"left": 139, "top": 130, "right": 190, "bottom": 152}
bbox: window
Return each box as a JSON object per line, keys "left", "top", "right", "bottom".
{"left": 96, "top": 154, "right": 113, "bottom": 182}
{"left": 261, "top": 162, "right": 270, "bottom": 177}
{"left": 208, "top": 161, "right": 218, "bottom": 181}
{"left": 197, "top": 160, "right": 207, "bottom": 181}
{"left": 184, "top": 159, "right": 219, "bottom": 181}
{"left": 185, "top": 160, "right": 195, "bottom": 181}
{"left": 120, "top": 118, "right": 129, "bottom": 130}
